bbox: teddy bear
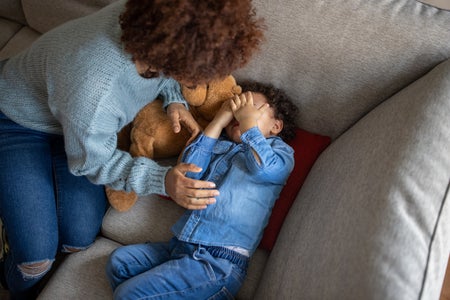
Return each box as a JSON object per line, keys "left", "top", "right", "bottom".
{"left": 106, "top": 75, "right": 242, "bottom": 212}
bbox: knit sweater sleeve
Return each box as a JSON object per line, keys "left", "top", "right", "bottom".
{"left": 66, "top": 126, "right": 170, "bottom": 196}
{"left": 58, "top": 64, "right": 180, "bottom": 196}
{"left": 159, "top": 78, "right": 188, "bottom": 109}
{"left": 60, "top": 80, "right": 172, "bottom": 196}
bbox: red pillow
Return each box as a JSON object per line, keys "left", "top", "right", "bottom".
{"left": 258, "top": 128, "right": 331, "bottom": 251}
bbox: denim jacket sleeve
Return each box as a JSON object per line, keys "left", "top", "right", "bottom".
{"left": 240, "top": 127, "right": 295, "bottom": 184}
{"left": 180, "top": 133, "right": 218, "bottom": 179}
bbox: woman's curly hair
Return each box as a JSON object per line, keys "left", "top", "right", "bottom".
{"left": 239, "top": 81, "right": 299, "bottom": 141}
{"left": 120, "top": 0, "right": 265, "bottom": 84}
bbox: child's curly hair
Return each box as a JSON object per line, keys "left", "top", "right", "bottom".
{"left": 120, "top": 0, "right": 264, "bottom": 84}
{"left": 239, "top": 81, "right": 299, "bottom": 141}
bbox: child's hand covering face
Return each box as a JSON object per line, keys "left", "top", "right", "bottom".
{"left": 230, "top": 92, "right": 269, "bottom": 124}
{"left": 225, "top": 91, "right": 283, "bottom": 143}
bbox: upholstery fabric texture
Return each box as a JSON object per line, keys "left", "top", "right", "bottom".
{"left": 37, "top": 237, "right": 119, "bottom": 299}
{"left": 0, "top": 0, "right": 26, "bottom": 24}
{"left": 235, "top": 0, "right": 450, "bottom": 139}
{"left": 0, "top": 27, "right": 39, "bottom": 60}
{"left": 22, "top": 0, "right": 115, "bottom": 34}
{"left": 254, "top": 59, "right": 450, "bottom": 300}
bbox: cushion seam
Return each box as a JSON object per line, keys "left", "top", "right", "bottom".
{"left": 418, "top": 179, "right": 450, "bottom": 299}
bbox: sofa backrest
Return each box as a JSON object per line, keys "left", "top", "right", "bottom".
{"left": 21, "top": 0, "right": 116, "bottom": 34}
{"left": 234, "top": 0, "right": 450, "bottom": 138}
{"left": 0, "top": 0, "right": 26, "bottom": 25}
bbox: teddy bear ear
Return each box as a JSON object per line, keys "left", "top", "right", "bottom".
{"left": 181, "top": 84, "right": 207, "bottom": 106}
{"left": 233, "top": 85, "right": 242, "bottom": 95}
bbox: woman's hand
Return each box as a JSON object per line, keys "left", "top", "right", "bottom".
{"left": 165, "top": 163, "right": 219, "bottom": 210}
{"left": 167, "top": 103, "right": 201, "bottom": 144}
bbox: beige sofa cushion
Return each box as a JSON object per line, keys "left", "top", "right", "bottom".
{"left": 255, "top": 58, "right": 450, "bottom": 299}
{"left": 21, "top": 0, "right": 117, "bottom": 33}
{"left": 38, "top": 237, "right": 118, "bottom": 299}
{"left": 0, "top": 0, "right": 26, "bottom": 24}
{"left": 234, "top": 0, "right": 450, "bottom": 139}
{"left": 0, "top": 26, "right": 39, "bottom": 60}
{"left": 0, "top": 18, "right": 21, "bottom": 49}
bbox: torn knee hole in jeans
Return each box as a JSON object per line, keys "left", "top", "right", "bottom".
{"left": 18, "top": 259, "right": 53, "bottom": 279}
{"left": 62, "top": 244, "right": 88, "bottom": 253}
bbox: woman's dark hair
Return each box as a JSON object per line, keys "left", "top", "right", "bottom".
{"left": 120, "top": 0, "right": 264, "bottom": 84}
{"left": 239, "top": 81, "right": 299, "bottom": 141}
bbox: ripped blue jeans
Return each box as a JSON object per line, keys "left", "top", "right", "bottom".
{"left": 0, "top": 111, "right": 107, "bottom": 299}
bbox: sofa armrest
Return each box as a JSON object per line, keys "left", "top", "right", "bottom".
{"left": 255, "top": 58, "right": 450, "bottom": 299}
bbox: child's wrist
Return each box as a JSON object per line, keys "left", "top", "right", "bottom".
{"left": 210, "top": 118, "right": 228, "bottom": 129}
{"left": 238, "top": 118, "right": 257, "bottom": 132}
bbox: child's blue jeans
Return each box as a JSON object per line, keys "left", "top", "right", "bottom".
{"left": 0, "top": 111, "right": 107, "bottom": 299}
{"left": 106, "top": 238, "right": 248, "bottom": 300}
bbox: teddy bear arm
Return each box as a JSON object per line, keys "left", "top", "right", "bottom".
{"left": 116, "top": 123, "right": 132, "bottom": 151}
{"left": 129, "top": 129, "right": 156, "bottom": 158}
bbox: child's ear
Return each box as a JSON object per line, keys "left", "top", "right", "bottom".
{"left": 271, "top": 119, "right": 283, "bottom": 136}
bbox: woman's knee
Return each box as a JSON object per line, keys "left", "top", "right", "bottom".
{"left": 17, "top": 259, "right": 54, "bottom": 280}
{"left": 61, "top": 242, "right": 94, "bottom": 254}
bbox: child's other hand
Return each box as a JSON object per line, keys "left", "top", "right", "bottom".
{"left": 203, "top": 99, "right": 234, "bottom": 138}
{"left": 213, "top": 99, "right": 234, "bottom": 127}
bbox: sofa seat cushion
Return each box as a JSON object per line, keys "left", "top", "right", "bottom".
{"left": 102, "top": 193, "right": 184, "bottom": 244}
{"left": 37, "top": 237, "right": 119, "bottom": 300}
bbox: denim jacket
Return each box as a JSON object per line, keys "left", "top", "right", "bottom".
{"left": 171, "top": 127, "right": 294, "bottom": 255}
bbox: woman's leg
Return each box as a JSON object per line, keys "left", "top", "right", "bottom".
{"left": 51, "top": 136, "right": 107, "bottom": 253}
{"left": 0, "top": 115, "right": 59, "bottom": 299}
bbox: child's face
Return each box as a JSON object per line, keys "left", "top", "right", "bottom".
{"left": 225, "top": 92, "right": 282, "bottom": 143}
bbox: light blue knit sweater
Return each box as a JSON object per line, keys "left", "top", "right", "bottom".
{"left": 0, "top": 0, "right": 187, "bottom": 196}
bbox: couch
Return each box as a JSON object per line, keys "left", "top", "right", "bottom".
{"left": 1, "top": 0, "right": 450, "bottom": 299}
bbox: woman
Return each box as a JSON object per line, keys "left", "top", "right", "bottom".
{"left": 0, "top": 0, "right": 264, "bottom": 298}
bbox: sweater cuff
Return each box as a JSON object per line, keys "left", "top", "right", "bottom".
{"left": 160, "top": 78, "right": 188, "bottom": 109}
{"left": 129, "top": 157, "right": 171, "bottom": 196}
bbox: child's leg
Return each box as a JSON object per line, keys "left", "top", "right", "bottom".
{"left": 106, "top": 241, "right": 172, "bottom": 290}
{"left": 112, "top": 245, "right": 246, "bottom": 300}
